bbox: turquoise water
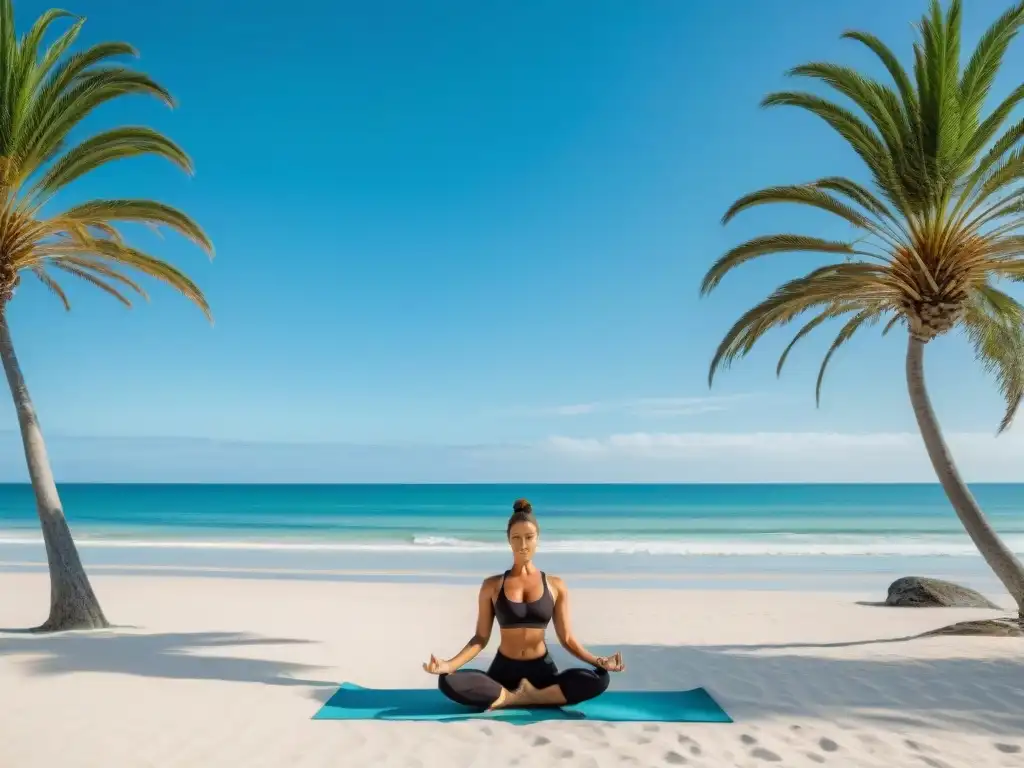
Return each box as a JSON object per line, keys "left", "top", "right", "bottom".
{"left": 0, "top": 483, "right": 1020, "bottom": 591}
{"left": 1, "top": 482, "right": 1023, "bottom": 554}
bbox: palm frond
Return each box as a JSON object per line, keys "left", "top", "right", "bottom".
{"left": 31, "top": 128, "right": 193, "bottom": 199}
{"left": 776, "top": 302, "right": 876, "bottom": 376}
{"left": 815, "top": 308, "right": 883, "bottom": 405}
{"left": 29, "top": 264, "right": 70, "bottom": 310}
{"left": 761, "top": 90, "right": 906, "bottom": 210}
{"left": 22, "top": 66, "right": 174, "bottom": 176}
{"left": 959, "top": 1, "right": 1024, "bottom": 137}
{"left": 12, "top": 9, "right": 75, "bottom": 124}
{"left": 705, "top": 0, "right": 1024, "bottom": 439}
{"left": 811, "top": 176, "right": 900, "bottom": 222}
{"left": 841, "top": 30, "right": 918, "bottom": 117}
{"left": 58, "top": 200, "right": 212, "bottom": 255}
{"left": 54, "top": 256, "right": 150, "bottom": 299}
{"left": 708, "top": 264, "right": 896, "bottom": 385}
{"left": 41, "top": 239, "right": 210, "bottom": 320}
{"left": 0, "top": 0, "right": 19, "bottom": 154}
{"left": 16, "top": 42, "right": 141, "bottom": 155}
{"left": 963, "top": 285, "right": 1024, "bottom": 432}
{"left": 788, "top": 62, "right": 909, "bottom": 161}
{"left": 0, "top": 7, "right": 211, "bottom": 323}
{"left": 723, "top": 184, "right": 872, "bottom": 228}
{"left": 959, "top": 85, "right": 1024, "bottom": 165}
{"left": 49, "top": 261, "right": 136, "bottom": 308}
{"left": 882, "top": 314, "right": 904, "bottom": 335}
{"left": 700, "top": 234, "right": 859, "bottom": 295}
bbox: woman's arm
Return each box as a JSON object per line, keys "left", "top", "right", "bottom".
{"left": 436, "top": 577, "right": 496, "bottom": 672}
{"left": 550, "top": 576, "right": 603, "bottom": 666}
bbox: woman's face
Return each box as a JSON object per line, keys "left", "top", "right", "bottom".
{"left": 508, "top": 520, "right": 539, "bottom": 561}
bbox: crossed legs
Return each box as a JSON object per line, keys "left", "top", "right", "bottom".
{"left": 438, "top": 656, "right": 609, "bottom": 710}
{"left": 504, "top": 667, "right": 609, "bottom": 707}
{"left": 438, "top": 669, "right": 511, "bottom": 709}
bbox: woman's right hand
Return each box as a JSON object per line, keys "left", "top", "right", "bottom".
{"left": 422, "top": 654, "right": 452, "bottom": 675}
{"left": 595, "top": 651, "right": 625, "bottom": 672}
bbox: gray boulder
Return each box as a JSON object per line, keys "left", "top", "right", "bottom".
{"left": 885, "top": 576, "right": 1001, "bottom": 609}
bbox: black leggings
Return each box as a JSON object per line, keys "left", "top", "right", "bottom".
{"left": 438, "top": 651, "right": 609, "bottom": 709}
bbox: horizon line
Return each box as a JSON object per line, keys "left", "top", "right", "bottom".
{"left": 0, "top": 480, "right": 1018, "bottom": 487}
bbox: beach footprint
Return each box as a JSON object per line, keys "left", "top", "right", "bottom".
{"left": 819, "top": 737, "right": 840, "bottom": 753}
{"left": 739, "top": 733, "right": 782, "bottom": 762}
{"left": 677, "top": 734, "right": 702, "bottom": 756}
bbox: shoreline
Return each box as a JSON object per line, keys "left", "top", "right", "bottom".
{"left": 0, "top": 559, "right": 1011, "bottom": 601}
{"left": 0, "top": 538, "right": 1011, "bottom": 599}
{"left": 3, "top": 531, "right": 1018, "bottom": 557}
{"left": 1, "top": 573, "right": 1022, "bottom": 767}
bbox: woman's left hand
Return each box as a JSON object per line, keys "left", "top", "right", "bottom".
{"left": 422, "top": 654, "right": 452, "bottom": 675}
{"left": 595, "top": 652, "right": 625, "bottom": 672}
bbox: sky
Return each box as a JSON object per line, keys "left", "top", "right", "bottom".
{"left": 4, "top": 0, "right": 1024, "bottom": 482}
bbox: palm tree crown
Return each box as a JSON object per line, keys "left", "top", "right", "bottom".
{"left": 0, "top": 1, "right": 211, "bottom": 316}
{"left": 702, "top": 0, "right": 1024, "bottom": 432}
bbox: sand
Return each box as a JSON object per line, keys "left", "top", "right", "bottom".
{"left": 1, "top": 572, "right": 1023, "bottom": 767}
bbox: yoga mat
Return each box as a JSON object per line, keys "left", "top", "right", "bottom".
{"left": 313, "top": 683, "right": 732, "bottom": 724}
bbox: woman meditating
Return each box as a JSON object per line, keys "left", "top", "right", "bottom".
{"left": 423, "top": 498, "right": 624, "bottom": 710}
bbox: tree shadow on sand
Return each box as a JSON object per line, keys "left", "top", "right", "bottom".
{"left": 0, "top": 630, "right": 337, "bottom": 690}
{"left": 573, "top": 642, "right": 1024, "bottom": 735}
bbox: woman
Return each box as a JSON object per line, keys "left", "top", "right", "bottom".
{"left": 423, "top": 498, "right": 625, "bottom": 710}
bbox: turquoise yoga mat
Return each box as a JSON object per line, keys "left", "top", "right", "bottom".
{"left": 312, "top": 683, "right": 732, "bottom": 724}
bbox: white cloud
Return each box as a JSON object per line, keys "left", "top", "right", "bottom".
{"left": 551, "top": 403, "right": 600, "bottom": 416}
{"left": 544, "top": 431, "right": 916, "bottom": 455}
{"left": 535, "top": 395, "right": 743, "bottom": 419}
{"left": 4, "top": 429, "right": 1023, "bottom": 483}
{"left": 625, "top": 397, "right": 735, "bottom": 417}
{"left": 537, "top": 430, "right": 1024, "bottom": 482}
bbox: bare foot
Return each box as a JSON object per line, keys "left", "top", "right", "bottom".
{"left": 491, "top": 679, "right": 537, "bottom": 709}
{"left": 486, "top": 688, "right": 511, "bottom": 710}
{"left": 489, "top": 679, "right": 559, "bottom": 710}
{"left": 512, "top": 679, "right": 539, "bottom": 707}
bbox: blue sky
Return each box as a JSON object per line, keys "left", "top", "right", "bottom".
{"left": 3, "top": 0, "right": 1024, "bottom": 482}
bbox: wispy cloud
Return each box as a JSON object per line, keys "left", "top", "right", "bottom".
{"left": 5, "top": 429, "right": 1024, "bottom": 482}
{"left": 533, "top": 429, "right": 1024, "bottom": 481}
{"left": 551, "top": 403, "right": 601, "bottom": 416}
{"left": 543, "top": 431, "right": 916, "bottom": 455}
{"left": 626, "top": 397, "right": 736, "bottom": 417}
{"left": 533, "top": 395, "right": 745, "bottom": 419}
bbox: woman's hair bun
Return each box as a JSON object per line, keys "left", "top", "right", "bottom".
{"left": 507, "top": 498, "right": 539, "bottom": 536}
{"left": 512, "top": 498, "right": 533, "bottom": 515}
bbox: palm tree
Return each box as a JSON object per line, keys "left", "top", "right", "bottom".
{"left": 701, "top": 0, "right": 1024, "bottom": 616}
{"left": 0, "top": 2, "right": 212, "bottom": 631}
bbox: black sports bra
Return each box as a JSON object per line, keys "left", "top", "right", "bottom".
{"left": 493, "top": 570, "right": 554, "bottom": 629}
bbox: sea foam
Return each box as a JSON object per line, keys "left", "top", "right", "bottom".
{"left": 1, "top": 532, "right": 1021, "bottom": 557}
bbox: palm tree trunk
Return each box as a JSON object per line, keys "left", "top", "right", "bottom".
{"left": 0, "top": 311, "right": 108, "bottom": 631}
{"left": 906, "top": 334, "right": 1024, "bottom": 616}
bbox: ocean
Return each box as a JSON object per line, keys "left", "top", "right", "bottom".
{"left": 0, "top": 483, "right": 1020, "bottom": 593}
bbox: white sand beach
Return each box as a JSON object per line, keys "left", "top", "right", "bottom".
{"left": 1, "top": 572, "right": 1023, "bottom": 767}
